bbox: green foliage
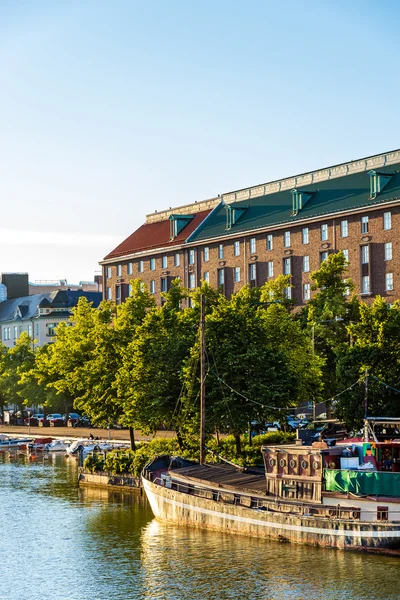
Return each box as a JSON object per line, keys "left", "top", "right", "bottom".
{"left": 207, "top": 431, "right": 295, "bottom": 466}
{"left": 335, "top": 297, "right": 400, "bottom": 428}
{"left": 83, "top": 453, "right": 105, "bottom": 473}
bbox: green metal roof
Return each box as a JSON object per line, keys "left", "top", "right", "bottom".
{"left": 188, "top": 163, "right": 400, "bottom": 242}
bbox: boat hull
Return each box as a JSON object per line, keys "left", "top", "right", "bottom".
{"left": 142, "top": 476, "right": 400, "bottom": 553}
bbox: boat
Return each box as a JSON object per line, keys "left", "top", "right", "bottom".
{"left": 43, "top": 439, "right": 72, "bottom": 453}
{"left": 142, "top": 296, "right": 400, "bottom": 554}
{"left": 0, "top": 434, "right": 33, "bottom": 449}
{"left": 26, "top": 437, "right": 54, "bottom": 452}
{"left": 65, "top": 439, "right": 114, "bottom": 458}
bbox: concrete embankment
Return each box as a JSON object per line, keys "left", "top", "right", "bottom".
{"left": 78, "top": 469, "right": 141, "bottom": 491}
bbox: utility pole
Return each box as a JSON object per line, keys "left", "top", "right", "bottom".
{"left": 200, "top": 294, "right": 206, "bottom": 465}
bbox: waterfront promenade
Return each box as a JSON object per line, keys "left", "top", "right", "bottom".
{"left": 0, "top": 424, "right": 175, "bottom": 442}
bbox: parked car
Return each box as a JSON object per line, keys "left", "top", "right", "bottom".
{"left": 47, "top": 414, "right": 64, "bottom": 427}
{"left": 24, "top": 414, "right": 45, "bottom": 426}
{"left": 72, "top": 415, "right": 91, "bottom": 428}
{"left": 63, "top": 413, "right": 81, "bottom": 426}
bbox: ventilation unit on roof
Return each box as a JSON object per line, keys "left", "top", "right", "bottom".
{"left": 368, "top": 170, "right": 394, "bottom": 200}
{"left": 225, "top": 204, "right": 247, "bottom": 230}
{"left": 169, "top": 215, "right": 194, "bottom": 240}
{"left": 291, "top": 189, "right": 316, "bottom": 216}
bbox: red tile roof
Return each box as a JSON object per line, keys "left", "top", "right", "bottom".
{"left": 103, "top": 210, "right": 211, "bottom": 260}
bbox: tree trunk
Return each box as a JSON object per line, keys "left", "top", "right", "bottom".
{"left": 234, "top": 433, "right": 241, "bottom": 457}
{"left": 248, "top": 423, "right": 252, "bottom": 447}
{"left": 129, "top": 427, "right": 136, "bottom": 451}
{"left": 176, "top": 429, "right": 184, "bottom": 451}
{"left": 215, "top": 430, "right": 220, "bottom": 445}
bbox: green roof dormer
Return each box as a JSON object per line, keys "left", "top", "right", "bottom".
{"left": 169, "top": 214, "right": 194, "bottom": 240}
{"left": 368, "top": 170, "right": 394, "bottom": 200}
{"left": 225, "top": 203, "right": 247, "bottom": 230}
{"left": 291, "top": 189, "right": 316, "bottom": 216}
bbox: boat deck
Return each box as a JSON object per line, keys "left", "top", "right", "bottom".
{"left": 170, "top": 463, "right": 267, "bottom": 496}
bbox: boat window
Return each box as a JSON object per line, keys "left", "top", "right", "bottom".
{"left": 377, "top": 506, "right": 388, "bottom": 521}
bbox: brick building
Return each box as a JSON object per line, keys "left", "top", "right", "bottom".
{"left": 100, "top": 149, "right": 400, "bottom": 306}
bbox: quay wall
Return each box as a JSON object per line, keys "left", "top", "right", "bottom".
{"left": 78, "top": 469, "right": 141, "bottom": 492}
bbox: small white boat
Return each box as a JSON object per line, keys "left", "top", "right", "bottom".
{"left": 44, "top": 439, "right": 72, "bottom": 453}
{"left": 66, "top": 439, "right": 114, "bottom": 458}
{"left": 0, "top": 434, "right": 33, "bottom": 449}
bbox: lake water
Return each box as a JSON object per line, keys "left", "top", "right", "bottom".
{"left": 0, "top": 451, "right": 398, "bottom": 600}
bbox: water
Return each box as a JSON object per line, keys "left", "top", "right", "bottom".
{"left": 0, "top": 452, "right": 398, "bottom": 600}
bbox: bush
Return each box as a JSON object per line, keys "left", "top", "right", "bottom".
{"left": 83, "top": 453, "right": 105, "bottom": 473}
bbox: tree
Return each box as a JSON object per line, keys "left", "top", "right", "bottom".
{"left": 182, "top": 285, "right": 296, "bottom": 456}
{"left": 116, "top": 280, "right": 196, "bottom": 448}
{"left": 335, "top": 297, "right": 400, "bottom": 428}
{"left": 0, "top": 333, "right": 37, "bottom": 416}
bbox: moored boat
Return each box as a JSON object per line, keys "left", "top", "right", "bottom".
{"left": 142, "top": 442, "right": 400, "bottom": 553}
{"left": 0, "top": 434, "right": 33, "bottom": 450}
{"left": 44, "top": 439, "right": 72, "bottom": 453}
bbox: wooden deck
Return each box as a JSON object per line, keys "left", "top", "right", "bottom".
{"left": 170, "top": 463, "right": 267, "bottom": 495}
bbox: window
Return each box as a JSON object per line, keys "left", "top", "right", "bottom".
{"left": 320, "top": 251, "right": 328, "bottom": 263}
{"left": 117, "top": 264, "right": 122, "bottom": 277}
{"left": 203, "top": 271, "right": 210, "bottom": 283}
{"left": 35, "top": 324, "right": 39, "bottom": 336}
{"left": 150, "top": 280, "right": 156, "bottom": 294}
{"left": 234, "top": 267, "right": 241, "bottom": 283}
{"left": 284, "top": 231, "right": 291, "bottom": 248}
{"left": 342, "top": 249, "right": 349, "bottom": 262}
{"left": 377, "top": 506, "right": 388, "bottom": 521}
{"left": 218, "top": 244, "right": 224, "bottom": 259}
{"left": 234, "top": 241, "right": 240, "bottom": 256}
{"left": 361, "top": 216, "right": 369, "bottom": 234}
{"left": 139, "top": 260, "right": 144, "bottom": 273}
{"left": 266, "top": 234, "right": 273, "bottom": 251}
{"left": 47, "top": 324, "right": 55, "bottom": 337}
{"left": 106, "top": 266, "right": 111, "bottom": 279}
{"left": 267, "top": 261, "right": 274, "bottom": 278}
{"left": 189, "top": 249, "right": 195, "bottom": 265}
{"left": 386, "top": 273, "right": 394, "bottom": 291}
{"left": 188, "top": 273, "right": 195, "bottom": 289}
{"left": 384, "top": 211, "right": 392, "bottom": 230}
{"left": 302, "top": 228, "right": 309, "bottom": 244}
{"left": 116, "top": 285, "right": 121, "bottom": 303}
{"left": 249, "top": 264, "right": 256, "bottom": 281}
{"left": 303, "top": 256, "right": 309, "bottom": 272}
{"left": 217, "top": 269, "right": 224, "bottom": 286}
{"left": 321, "top": 223, "right": 328, "bottom": 241}
{"left": 174, "top": 253, "right": 180, "bottom": 267}
{"left": 128, "top": 263, "right": 133, "bottom": 275}
{"left": 341, "top": 220, "right": 348, "bottom": 238}
{"left": 362, "top": 276, "right": 370, "bottom": 294}
{"left": 361, "top": 245, "right": 369, "bottom": 264}
{"left": 13, "top": 326, "right": 18, "bottom": 340}
{"left": 28, "top": 324, "right": 33, "bottom": 337}
{"left": 203, "top": 247, "right": 209, "bottom": 262}
{"left": 385, "top": 242, "right": 392, "bottom": 261}
{"left": 250, "top": 238, "right": 256, "bottom": 254}
{"left": 161, "top": 278, "right": 168, "bottom": 292}
{"left": 3, "top": 327, "right": 9, "bottom": 341}
{"left": 150, "top": 258, "right": 155, "bottom": 271}
{"left": 303, "top": 283, "right": 310, "bottom": 301}
{"left": 284, "top": 287, "right": 292, "bottom": 300}
{"left": 162, "top": 256, "right": 167, "bottom": 269}
{"left": 283, "top": 258, "right": 291, "bottom": 275}
{"left": 106, "top": 287, "right": 112, "bottom": 300}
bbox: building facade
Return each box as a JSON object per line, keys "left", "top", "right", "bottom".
{"left": 0, "top": 290, "right": 102, "bottom": 349}
{"left": 100, "top": 149, "right": 400, "bottom": 306}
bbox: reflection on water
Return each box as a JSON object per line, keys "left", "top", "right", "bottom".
{"left": 0, "top": 452, "right": 398, "bottom": 600}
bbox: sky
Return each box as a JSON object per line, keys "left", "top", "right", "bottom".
{"left": 1, "top": 0, "right": 400, "bottom": 284}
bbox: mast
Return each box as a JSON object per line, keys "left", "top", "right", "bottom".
{"left": 200, "top": 294, "right": 206, "bottom": 464}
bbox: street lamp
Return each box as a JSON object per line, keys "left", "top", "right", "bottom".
{"left": 311, "top": 317, "right": 344, "bottom": 355}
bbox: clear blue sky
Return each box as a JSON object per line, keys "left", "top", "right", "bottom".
{"left": 1, "top": 0, "right": 399, "bottom": 283}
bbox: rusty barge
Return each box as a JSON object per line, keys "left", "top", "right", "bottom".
{"left": 142, "top": 442, "right": 400, "bottom": 553}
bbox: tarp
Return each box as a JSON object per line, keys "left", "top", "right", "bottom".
{"left": 324, "top": 469, "right": 400, "bottom": 497}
